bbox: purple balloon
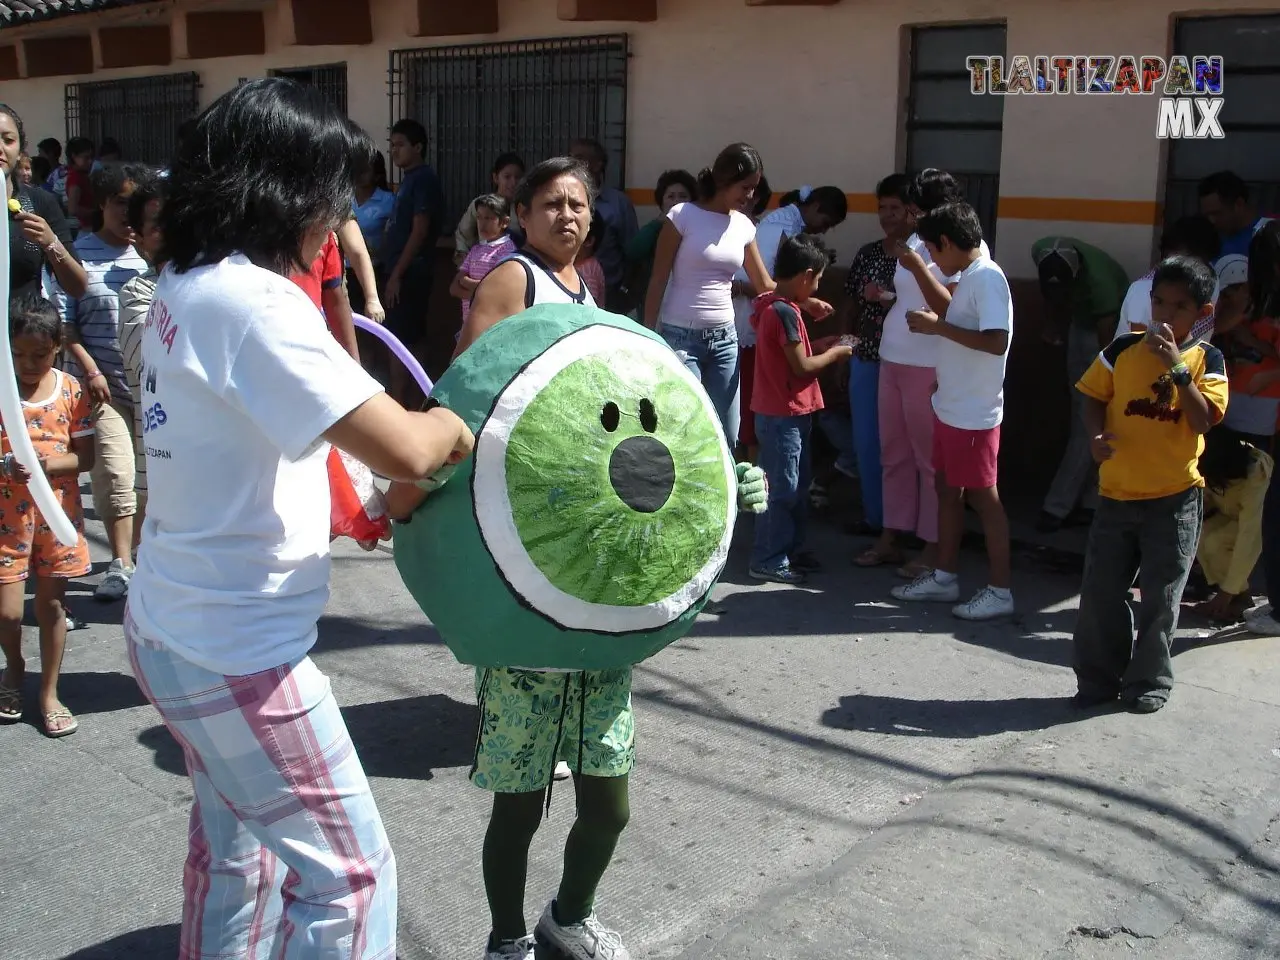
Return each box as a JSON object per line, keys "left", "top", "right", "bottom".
{"left": 352, "top": 314, "right": 434, "bottom": 397}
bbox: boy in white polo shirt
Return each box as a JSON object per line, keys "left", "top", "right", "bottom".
{"left": 891, "top": 202, "right": 1015, "bottom": 620}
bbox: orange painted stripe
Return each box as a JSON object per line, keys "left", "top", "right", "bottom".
{"left": 625, "top": 188, "right": 1160, "bottom": 226}
{"left": 998, "top": 196, "right": 1161, "bottom": 226}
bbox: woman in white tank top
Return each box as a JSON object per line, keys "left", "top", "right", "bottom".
{"left": 455, "top": 157, "right": 595, "bottom": 358}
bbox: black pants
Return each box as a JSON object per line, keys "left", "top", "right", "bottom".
{"left": 1073, "top": 487, "right": 1203, "bottom": 702}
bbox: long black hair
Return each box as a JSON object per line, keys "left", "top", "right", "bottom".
{"left": 697, "top": 143, "right": 764, "bottom": 202}
{"left": 161, "top": 78, "right": 374, "bottom": 275}
{"left": 1199, "top": 427, "right": 1258, "bottom": 493}
{"left": 907, "top": 168, "right": 964, "bottom": 214}
{"left": 1248, "top": 219, "right": 1280, "bottom": 322}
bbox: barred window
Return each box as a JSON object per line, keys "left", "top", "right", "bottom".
{"left": 904, "top": 24, "right": 1006, "bottom": 245}
{"left": 65, "top": 72, "right": 200, "bottom": 166}
{"left": 389, "top": 34, "right": 629, "bottom": 230}
{"left": 1164, "top": 15, "right": 1280, "bottom": 222}
{"left": 270, "top": 63, "right": 349, "bottom": 115}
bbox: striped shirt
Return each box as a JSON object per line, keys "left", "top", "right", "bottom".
{"left": 58, "top": 233, "right": 148, "bottom": 410}
{"left": 119, "top": 271, "right": 158, "bottom": 493}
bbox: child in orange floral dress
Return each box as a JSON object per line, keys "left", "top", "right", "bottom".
{"left": 0, "top": 294, "right": 94, "bottom": 737}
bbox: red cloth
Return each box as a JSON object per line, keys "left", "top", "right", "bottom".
{"left": 749, "top": 292, "right": 824, "bottom": 418}
{"left": 65, "top": 167, "right": 93, "bottom": 228}
{"left": 292, "top": 233, "right": 344, "bottom": 313}
{"left": 932, "top": 417, "right": 1000, "bottom": 490}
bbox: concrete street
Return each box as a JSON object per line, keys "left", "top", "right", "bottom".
{"left": 1, "top": 488, "right": 1278, "bottom": 960}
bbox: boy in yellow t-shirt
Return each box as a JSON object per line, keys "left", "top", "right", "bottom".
{"left": 1073, "top": 256, "right": 1229, "bottom": 714}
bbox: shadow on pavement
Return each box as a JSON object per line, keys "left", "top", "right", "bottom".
{"left": 62, "top": 924, "right": 179, "bottom": 959}
{"left": 138, "top": 723, "right": 185, "bottom": 776}
{"left": 344, "top": 693, "right": 477, "bottom": 780}
{"left": 821, "top": 693, "right": 1081, "bottom": 738}
{"left": 137, "top": 693, "right": 478, "bottom": 781}
{"left": 315, "top": 615, "right": 444, "bottom": 653}
{"left": 57, "top": 670, "right": 148, "bottom": 714}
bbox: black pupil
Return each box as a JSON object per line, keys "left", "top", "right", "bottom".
{"left": 601, "top": 402, "right": 621, "bottom": 432}
{"left": 639, "top": 399, "right": 657, "bottom": 433}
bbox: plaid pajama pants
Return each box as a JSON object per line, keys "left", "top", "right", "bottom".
{"left": 126, "top": 609, "right": 397, "bottom": 960}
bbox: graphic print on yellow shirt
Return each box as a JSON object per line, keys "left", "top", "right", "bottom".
{"left": 1076, "top": 332, "right": 1229, "bottom": 501}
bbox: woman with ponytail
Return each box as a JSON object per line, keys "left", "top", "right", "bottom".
{"left": 644, "top": 143, "right": 831, "bottom": 446}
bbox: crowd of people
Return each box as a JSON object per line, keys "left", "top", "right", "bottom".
{"left": 2, "top": 76, "right": 1279, "bottom": 960}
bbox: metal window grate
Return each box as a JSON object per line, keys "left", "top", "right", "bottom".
{"left": 270, "top": 63, "right": 349, "bottom": 115}
{"left": 905, "top": 24, "right": 1006, "bottom": 245}
{"left": 1163, "top": 15, "right": 1280, "bottom": 224}
{"left": 65, "top": 72, "right": 200, "bottom": 167}
{"left": 388, "top": 34, "right": 629, "bottom": 229}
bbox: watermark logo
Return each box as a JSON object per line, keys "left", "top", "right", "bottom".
{"left": 965, "top": 55, "right": 1224, "bottom": 140}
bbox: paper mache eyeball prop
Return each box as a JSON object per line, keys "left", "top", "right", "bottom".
{"left": 393, "top": 303, "right": 738, "bottom": 671}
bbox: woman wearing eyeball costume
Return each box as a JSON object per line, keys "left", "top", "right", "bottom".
{"left": 386, "top": 156, "right": 767, "bottom": 960}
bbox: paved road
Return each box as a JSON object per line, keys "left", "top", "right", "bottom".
{"left": 1, "top": 489, "right": 1277, "bottom": 960}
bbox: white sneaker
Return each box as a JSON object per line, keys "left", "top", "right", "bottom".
{"left": 484, "top": 934, "right": 534, "bottom": 959}
{"left": 891, "top": 571, "right": 960, "bottom": 603}
{"left": 94, "top": 558, "right": 134, "bottom": 601}
{"left": 953, "top": 586, "right": 1015, "bottom": 621}
{"left": 553, "top": 760, "right": 572, "bottom": 781}
{"left": 535, "top": 902, "right": 631, "bottom": 960}
{"left": 1247, "top": 611, "right": 1280, "bottom": 636}
{"left": 1246, "top": 603, "right": 1273, "bottom": 624}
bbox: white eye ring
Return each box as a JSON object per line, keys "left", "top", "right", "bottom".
{"left": 471, "top": 324, "right": 737, "bottom": 634}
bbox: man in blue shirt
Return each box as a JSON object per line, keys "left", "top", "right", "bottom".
{"left": 382, "top": 118, "right": 444, "bottom": 404}
{"left": 1198, "top": 170, "right": 1272, "bottom": 260}
{"left": 569, "top": 137, "right": 637, "bottom": 312}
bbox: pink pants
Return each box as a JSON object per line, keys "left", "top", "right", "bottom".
{"left": 878, "top": 360, "right": 938, "bottom": 543}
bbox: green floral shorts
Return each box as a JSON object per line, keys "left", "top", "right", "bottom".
{"left": 471, "top": 666, "right": 635, "bottom": 793}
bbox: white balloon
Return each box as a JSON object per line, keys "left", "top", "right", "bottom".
{"left": 1, "top": 169, "right": 80, "bottom": 546}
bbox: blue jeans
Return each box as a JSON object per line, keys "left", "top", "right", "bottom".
{"left": 818, "top": 410, "right": 856, "bottom": 474}
{"left": 660, "top": 323, "right": 740, "bottom": 446}
{"left": 848, "top": 357, "right": 883, "bottom": 528}
{"left": 751, "top": 414, "right": 812, "bottom": 571}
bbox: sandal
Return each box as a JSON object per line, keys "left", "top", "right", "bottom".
{"left": 854, "top": 547, "right": 905, "bottom": 568}
{"left": 41, "top": 707, "right": 78, "bottom": 738}
{"left": 0, "top": 683, "right": 21, "bottom": 723}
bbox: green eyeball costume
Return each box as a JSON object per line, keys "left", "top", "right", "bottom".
{"left": 394, "top": 304, "right": 763, "bottom": 671}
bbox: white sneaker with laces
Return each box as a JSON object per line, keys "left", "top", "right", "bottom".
{"left": 553, "top": 760, "right": 572, "bottom": 781}
{"left": 535, "top": 902, "right": 631, "bottom": 960}
{"left": 484, "top": 934, "right": 535, "bottom": 960}
{"left": 891, "top": 571, "right": 960, "bottom": 603}
{"left": 953, "top": 586, "right": 1015, "bottom": 621}
{"left": 95, "top": 558, "right": 134, "bottom": 601}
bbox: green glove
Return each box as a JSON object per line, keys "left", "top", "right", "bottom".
{"left": 735, "top": 462, "right": 767, "bottom": 514}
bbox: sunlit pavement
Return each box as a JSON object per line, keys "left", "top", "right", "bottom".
{"left": 1, "top": 491, "right": 1277, "bottom": 960}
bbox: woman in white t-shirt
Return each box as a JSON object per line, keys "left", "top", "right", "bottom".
{"left": 870, "top": 169, "right": 990, "bottom": 578}
{"left": 644, "top": 144, "right": 832, "bottom": 446}
{"left": 125, "top": 79, "right": 473, "bottom": 959}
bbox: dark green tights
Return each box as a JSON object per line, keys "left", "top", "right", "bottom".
{"left": 484, "top": 774, "right": 631, "bottom": 943}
